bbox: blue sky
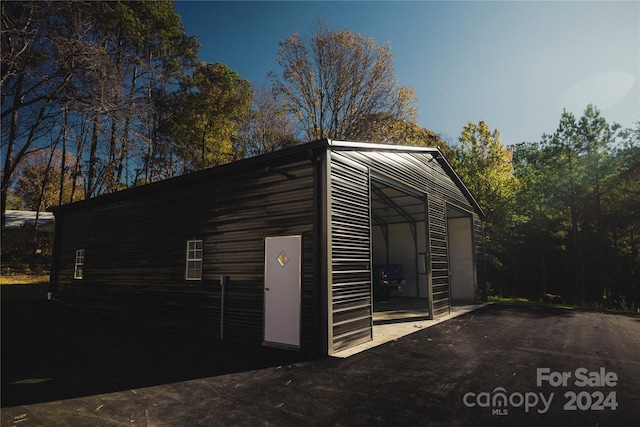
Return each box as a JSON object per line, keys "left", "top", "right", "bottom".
{"left": 174, "top": 1, "right": 639, "bottom": 146}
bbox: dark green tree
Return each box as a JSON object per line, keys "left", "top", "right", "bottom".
{"left": 601, "top": 121, "right": 640, "bottom": 310}
{"left": 512, "top": 106, "right": 637, "bottom": 309}
{"left": 157, "top": 62, "right": 252, "bottom": 172}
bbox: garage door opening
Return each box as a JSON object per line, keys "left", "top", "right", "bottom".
{"left": 447, "top": 205, "right": 477, "bottom": 304}
{"left": 370, "top": 176, "right": 430, "bottom": 323}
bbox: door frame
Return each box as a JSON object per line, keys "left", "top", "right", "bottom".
{"left": 263, "top": 235, "right": 302, "bottom": 349}
{"left": 446, "top": 204, "right": 477, "bottom": 303}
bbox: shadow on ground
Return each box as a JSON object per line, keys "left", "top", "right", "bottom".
{"left": 3, "top": 293, "right": 639, "bottom": 426}
{"left": 3, "top": 289, "right": 579, "bottom": 408}
{"left": 1, "top": 285, "right": 311, "bottom": 407}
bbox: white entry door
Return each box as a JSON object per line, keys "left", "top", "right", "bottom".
{"left": 264, "top": 235, "right": 301, "bottom": 348}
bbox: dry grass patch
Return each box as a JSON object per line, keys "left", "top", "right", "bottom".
{"left": 0, "top": 274, "right": 49, "bottom": 285}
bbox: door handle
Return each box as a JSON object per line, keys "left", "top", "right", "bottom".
{"left": 265, "top": 288, "right": 270, "bottom": 291}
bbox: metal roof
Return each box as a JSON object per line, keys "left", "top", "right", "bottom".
{"left": 4, "top": 210, "right": 55, "bottom": 232}
{"left": 51, "top": 139, "right": 484, "bottom": 218}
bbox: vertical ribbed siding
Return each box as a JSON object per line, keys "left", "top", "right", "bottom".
{"left": 428, "top": 196, "right": 451, "bottom": 317}
{"left": 329, "top": 154, "right": 372, "bottom": 352}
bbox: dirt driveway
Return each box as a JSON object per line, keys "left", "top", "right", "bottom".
{"left": 3, "top": 299, "right": 639, "bottom": 426}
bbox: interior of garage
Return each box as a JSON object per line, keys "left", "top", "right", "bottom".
{"left": 370, "top": 176, "right": 478, "bottom": 324}
{"left": 370, "top": 177, "right": 430, "bottom": 322}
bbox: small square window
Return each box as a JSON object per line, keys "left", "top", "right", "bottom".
{"left": 185, "top": 240, "right": 203, "bottom": 280}
{"left": 74, "top": 249, "right": 85, "bottom": 279}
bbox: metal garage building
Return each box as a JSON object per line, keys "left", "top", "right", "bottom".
{"left": 50, "top": 139, "right": 486, "bottom": 356}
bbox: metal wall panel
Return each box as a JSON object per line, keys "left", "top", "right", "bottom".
{"left": 428, "top": 196, "right": 451, "bottom": 317}
{"left": 473, "top": 216, "right": 487, "bottom": 301}
{"left": 52, "top": 156, "right": 323, "bottom": 353}
{"left": 329, "top": 153, "right": 372, "bottom": 352}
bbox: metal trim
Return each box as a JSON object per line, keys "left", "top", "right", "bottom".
{"left": 424, "top": 194, "right": 434, "bottom": 319}
{"left": 370, "top": 171, "right": 426, "bottom": 198}
{"left": 327, "top": 139, "right": 440, "bottom": 154}
{"left": 324, "top": 150, "right": 334, "bottom": 355}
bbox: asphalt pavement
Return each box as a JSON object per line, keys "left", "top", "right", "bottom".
{"left": 3, "top": 302, "right": 639, "bottom": 426}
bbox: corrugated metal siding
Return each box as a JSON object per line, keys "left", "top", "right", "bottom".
{"left": 329, "top": 153, "right": 372, "bottom": 352}
{"left": 52, "top": 157, "right": 322, "bottom": 353}
{"left": 428, "top": 196, "right": 451, "bottom": 317}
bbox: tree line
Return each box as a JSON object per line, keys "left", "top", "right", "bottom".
{"left": 2, "top": 1, "right": 638, "bottom": 310}
{"left": 455, "top": 110, "right": 639, "bottom": 311}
